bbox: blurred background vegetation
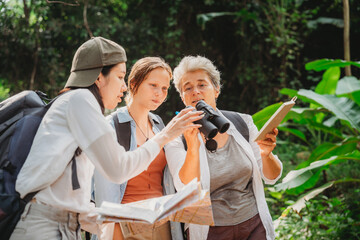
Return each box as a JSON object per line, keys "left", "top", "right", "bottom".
{"left": 1, "top": 0, "right": 359, "bottom": 239}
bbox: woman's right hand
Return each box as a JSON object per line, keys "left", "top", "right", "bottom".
{"left": 179, "top": 113, "right": 202, "bottom": 185}
{"left": 153, "top": 107, "right": 203, "bottom": 148}
{"left": 184, "top": 126, "right": 201, "bottom": 151}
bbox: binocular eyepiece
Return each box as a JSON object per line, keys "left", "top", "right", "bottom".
{"left": 195, "top": 100, "right": 230, "bottom": 139}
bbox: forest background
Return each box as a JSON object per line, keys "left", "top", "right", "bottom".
{"left": 1, "top": 0, "right": 359, "bottom": 239}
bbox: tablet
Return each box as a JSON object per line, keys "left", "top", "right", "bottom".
{"left": 254, "top": 97, "right": 296, "bottom": 141}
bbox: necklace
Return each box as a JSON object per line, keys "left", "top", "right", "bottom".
{"left": 128, "top": 110, "right": 149, "bottom": 141}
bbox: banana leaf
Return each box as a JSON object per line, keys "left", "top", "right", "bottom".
{"left": 305, "top": 59, "right": 360, "bottom": 71}
{"left": 252, "top": 102, "right": 282, "bottom": 130}
{"left": 336, "top": 76, "right": 360, "bottom": 106}
{"left": 297, "top": 137, "right": 359, "bottom": 169}
{"left": 314, "top": 67, "right": 340, "bottom": 95}
{"left": 274, "top": 151, "right": 360, "bottom": 193}
{"left": 298, "top": 89, "right": 360, "bottom": 131}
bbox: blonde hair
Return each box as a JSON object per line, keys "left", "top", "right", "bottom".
{"left": 125, "top": 57, "right": 172, "bottom": 104}
{"left": 173, "top": 56, "right": 221, "bottom": 95}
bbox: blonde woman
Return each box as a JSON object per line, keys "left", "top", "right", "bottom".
{"left": 93, "top": 57, "right": 186, "bottom": 240}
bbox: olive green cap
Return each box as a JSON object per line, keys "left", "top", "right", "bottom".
{"left": 65, "top": 36, "right": 127, "bottom": 88}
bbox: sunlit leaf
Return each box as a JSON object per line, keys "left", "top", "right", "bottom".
{"left": 279, "top": 88, "right": 298, "bottom": 98}
{"left": 305, "top": 121, "right": 343, "bottom": 138}
{"left": 269, "top": 191, "right": 283, "bottom": 200}
{"left": 252, "top": 102, "right": 282, "bottom": 130}
{"left": 298, "top": 89, "right": 360, "bottom": 131}
{"left": 291, "top": 182, "right": 334, "bottom": 213}
{"left": 285, "top": 171, "right": 322, "bottom": 195}
{"left": 335, "top": 76, "right": 360, "bottom": 106}
{"left": 314, "top": 67, "right": 340, "bottom": 95}
{"left": 275, "top": 151, "right": 360, "bottom": 192}
{"left": 297, "top": 138, "right": 359, "bottom": 168}
{"left": 278, "top": 126, "right": 307, "bottom": 142}
{"left": 305, "top": 59, "right": 360, "bottom": 71}
{"left": 352, "top": 91, "right": 360, "bottom": 106}
{"left": 336, "top": 76, "right": 360, "bottom": 95}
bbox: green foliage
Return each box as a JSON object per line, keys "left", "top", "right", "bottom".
{"left": 253, "top": 59, "right": 360, "bottom": 238}
{"left": 275, "top": 195, "right": 360, "bottom": 240}
{"left": 336, "top": 76, "right": 360, "bottom": 105}
{"left": 275, "top": 151, "right": 360, "bottom": 193}
{"left": 252, "top": 102, "right": 282, "bottom": 129}
{"left": 275, "top": 59, "right": 359, "bottom": 194}
{"left": 1, "top": 0, "right": 327, "bottom": 117}
{"left": 314, "top": 67, "right": 340, "bottom": 95}
{"left": 305, "top": 58, "right": 360, "bottom": 71}
{"left": 0, "top": 80, "right": 10, "bottom": 102}
{"left": 1, "top": 0, "right": 360, "bottom": 237}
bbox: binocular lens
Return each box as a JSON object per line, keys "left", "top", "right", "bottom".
{"left": 210, "top": 113, "right": 230, "bottom": 134}
{"left": 207, "top": 128, "right": 218, "bottom": 139}
{"left": 219, "top": 123, "right": 230, "bottom": 133}
{"left": 196, "top": 118, "right": 218, "bottom": 139}
{"left": 194, "top": 100, "right": 230, "bottom": 139}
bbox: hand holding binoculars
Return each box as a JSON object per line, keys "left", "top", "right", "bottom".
{"left": 192, "top": 100, "right": 230, "bottom": 152}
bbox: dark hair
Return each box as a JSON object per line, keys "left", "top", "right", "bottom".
{"left": 59, "top": 64, "right": 117, "bottom": 114}
{"left": 101, "top": 64, "right": 115, "bottom": 76}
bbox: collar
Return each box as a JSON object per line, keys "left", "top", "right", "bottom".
{"left": 115, "top": 106, "right": 160, "bottom": 126}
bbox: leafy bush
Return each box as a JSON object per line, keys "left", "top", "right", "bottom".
{"left": 275, "top": 195, "right": 360, "bottom": 240}
{"left": 253, "top": 59, "right": 360, "bottom": 239}
{"left": 0, "top": 80, "right": 10, "bottom": 102}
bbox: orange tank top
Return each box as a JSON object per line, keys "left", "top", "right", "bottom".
{"left": 121, "top": 148, "right": 167, "bottom": 204}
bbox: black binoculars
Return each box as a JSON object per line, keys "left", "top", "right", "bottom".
{"left": 195, "top": 100, "right": 230, "bottom": 139}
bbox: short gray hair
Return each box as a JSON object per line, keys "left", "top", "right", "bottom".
{"left": 173, "top": 56, "right": 221, "bottom": 95}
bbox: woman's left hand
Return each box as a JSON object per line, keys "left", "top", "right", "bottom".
{"left": 256, "top": 128, "right": 278, "bottom": 158}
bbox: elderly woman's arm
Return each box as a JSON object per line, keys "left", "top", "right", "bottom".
{"left": 178, "top": 128, "right": 201, "bottom": 184}
{"left": 165, "top": 127, "right": 201, "bottom": 191}
{"left": 258, "top": 140, "right": 282, "bottom": 180}
{"left": 242, "top": 113, "right": 283, "bottom": 184}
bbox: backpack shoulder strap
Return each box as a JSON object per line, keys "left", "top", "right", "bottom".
{"left": 112, "top": 112, "right": 131, "bottom": 151}
{"left": 152, "top": 114, "right": 165, "bottom": 130}
{"left": 220, "top": 110, "right": 249, "bottom": 142}
{"left": 111, "top": 112, "right": 165, "bottom": 151}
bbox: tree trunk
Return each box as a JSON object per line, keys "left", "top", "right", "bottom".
{"left": 343, "top": 0, "right": 351, "bottom": 76}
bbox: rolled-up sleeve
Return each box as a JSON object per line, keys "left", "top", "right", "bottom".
{"left": 66, "top": 93, "right": 161, "bottom": 184}
{"left": 85, "top": 134, "right": 160, "bottom": 183}
{"left": 241, "top": 113, "right": 283, "bottom": 184}
{"left": 164, "top": 137, "right": 187, "bottom": 191}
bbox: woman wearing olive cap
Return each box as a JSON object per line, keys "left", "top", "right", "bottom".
{"left": 10, "top": 37, "right": 203, "bottom": 240}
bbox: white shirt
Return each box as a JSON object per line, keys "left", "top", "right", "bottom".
{"left": 16, "top": 89, "right": 160, "bottom": 213}
{"left": 165, "top": 111, "right": 282, "bottom": 240}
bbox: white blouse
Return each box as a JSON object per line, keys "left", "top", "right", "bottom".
{"left": 165, "top": 111, "right": 282, "bottom": 240}
{"left": 16, "top": 89, "right": 160, "bottom": 213}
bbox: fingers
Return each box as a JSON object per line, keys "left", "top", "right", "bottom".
{"left": 256, "top": 128, "right": 278, "bottom": 156}
{"left": 273, "top": 128, "right": 279, "bottom": 136}
{"left": 175, "top": 106, "right": 196, "bottom": 118}
{"left": 257, "top": 141, "right": 276, "bottom": 156}
{"left": 184, "top": 127, "right": 199, "bottom": 138}
{"left": 257, "top": 140, "right": 276, "bottom": 148}
{"left": 263, "top": 128, "right": 278, "bottom": 143}
{"left": 178, "top": 110, "right": 203, "bottom": 122}
{"left": 184, "top": 128, "right": 200, "bottom": 146}
{"left": 174, "top": 110, "right": 203, "bottom": 130}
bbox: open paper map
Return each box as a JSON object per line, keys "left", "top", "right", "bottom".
{"left": 95, "top": 179, "right": 214, "bottom": 235}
